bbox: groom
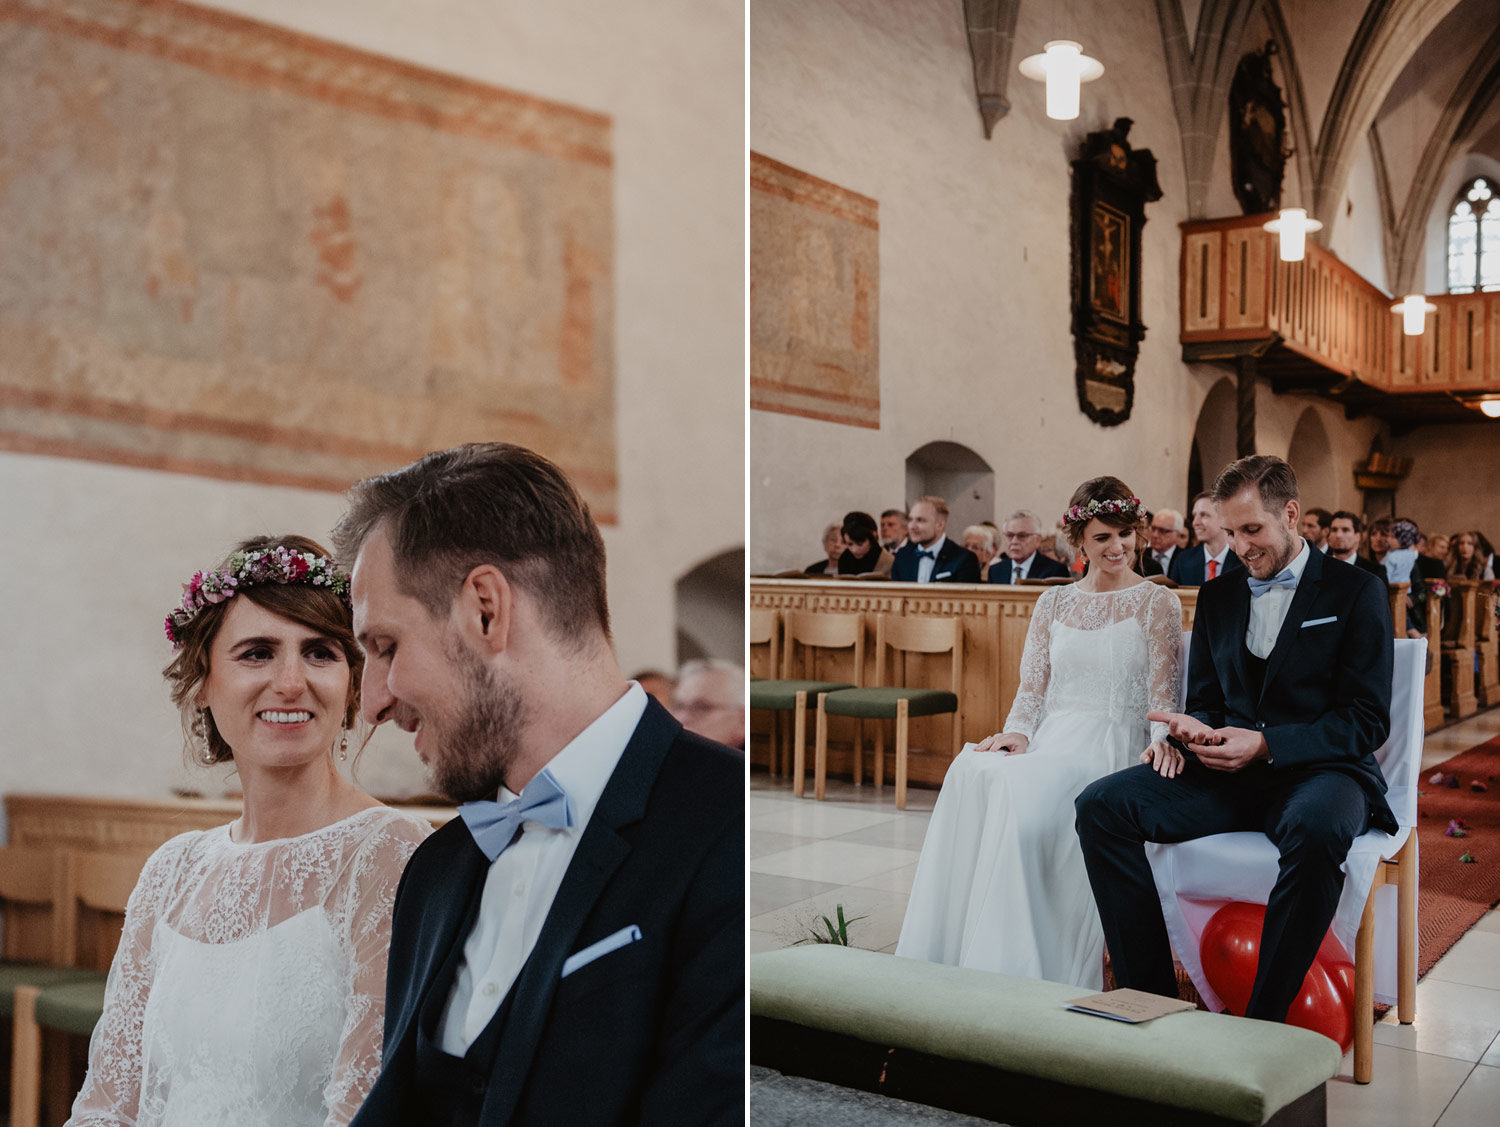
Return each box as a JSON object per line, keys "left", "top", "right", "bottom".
{"left": 337, "top": 443, "right": 743, "bottom": 1125}
{"left": 1075, "top": 454, "right": 1394, "bottom": 1022}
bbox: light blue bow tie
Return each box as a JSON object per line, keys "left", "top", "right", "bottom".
{"left": 916, "top": 548, "right": 936, "bottom": 559}
{"left": 1247, "top": 568, "right": 1298, "bottom": 598}
{"left": 459, "top": 768, "right": 573, "bottom": 862}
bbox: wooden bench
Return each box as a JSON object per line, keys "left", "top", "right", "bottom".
{"left": 752, "top": 946, "right": 1342, "bottom": 1127}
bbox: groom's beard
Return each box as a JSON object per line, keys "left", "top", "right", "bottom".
{"left": 429, "top": 634, "right": 529, "bottom": 804}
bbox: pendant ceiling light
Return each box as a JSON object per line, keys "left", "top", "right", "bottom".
{"left": 1018, "top": 40, "right": 1104, "bottom": 121}
{"left": 1480, "top": 399, "right": 1500, "bottom": 419}
{"left": 1390, "top": 294, "right": 1437, "bottom": 336}
{"left": 1262, "top": 208, "right": 1323, "bottom": 262}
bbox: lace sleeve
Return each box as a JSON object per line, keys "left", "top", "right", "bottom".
{"left": 1001, "top": 588, "right": 1057, "bottom": 738}
{"left": 66, "top": 836, "right": 191, "bottom": 1127}
{"left": 1145, "top": 586, "right": 1185, "bottom": 744}
{"left": 320, "top": 812, "right": 430, "bottom": 1127}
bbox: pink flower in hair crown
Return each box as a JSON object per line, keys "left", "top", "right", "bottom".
{"left": 1063, "top": 497, "right": 1145, "bottom": 526}
{"left": 163, "top": 546, "right": 350, "bottom": 649}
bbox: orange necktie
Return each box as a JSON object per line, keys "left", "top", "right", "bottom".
{"left": 1208, "top": 559, "right": 1219, "bottom": 580}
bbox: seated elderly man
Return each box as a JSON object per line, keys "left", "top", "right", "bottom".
{"left": 670, "top": 658, "right": 746, "bottom": 751}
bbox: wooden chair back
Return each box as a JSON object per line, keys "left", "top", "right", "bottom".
{"left": 0, "top": 848, "right": 64, "bottom": 963}
{"left": 875, "top": 613, "right": 964, "bottom": 695}
{"left": 782, "top": 610, "right": 864, "bottom": 686}
{"left": 54, "top": 850, "right": 151, "bottom": 971}
{"left": 749, "top": 607, "right": 780, "bottom": 680}
{"left": 1387, "top": 583, "right": 1408, "bottom": 636}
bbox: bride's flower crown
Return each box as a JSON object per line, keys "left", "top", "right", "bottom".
{"left": 164, "top": 546, "right": 352, "bottom": 648}
{"left": 1062, "top": 497, "right": 1145, "bottom": 526}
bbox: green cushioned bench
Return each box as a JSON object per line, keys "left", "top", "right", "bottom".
{"left": 0, "top": 964, "right": 99, "bottom": 1017}
{"left": 752, "top": 946, "right": 1342, "bottom": 1127}
{"left": 33, "top": 978, "right": 108, "bottom": 1035}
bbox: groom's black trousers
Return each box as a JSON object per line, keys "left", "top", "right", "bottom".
{"left": 1075, "top": 757, "right": 1371, "bottom": 1022}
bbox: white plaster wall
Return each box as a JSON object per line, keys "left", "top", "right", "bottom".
{"left": 1, "top": 0, "right": 744, "bottom": 832}
{"left": 751, "top": 0, "right": 1198, "bottom": 572}
{"left": 1392, "top": 424, "right": 1500, "bottom": 538}
{"left": 1331, "top": 139, "right": 1390, "bottom": 293}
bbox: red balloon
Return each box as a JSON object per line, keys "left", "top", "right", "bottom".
{"left": 1199, "top": 902, "right": 1355, "bottom": 1052}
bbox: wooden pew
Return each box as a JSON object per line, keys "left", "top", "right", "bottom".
{"left": 1423, "top": 593, "right": 1445, "bottom": 730}
{"left": 1476, "top": 584, "right": 1500, "bottom": 708}
{"left": 1387, "top": 583, "right": 1407, "bottom": 637}
{"left": 1441, "top": 580, "right": 1481, "bottom": 720}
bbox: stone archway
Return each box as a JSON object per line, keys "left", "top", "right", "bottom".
{"left": 1286, "top": 407, "right": 1338, "bottom": 512}
{"left": 904, "top": 441, "right": 996, "bottom": 537}
{"left": 1191, "top": 378, "right": 1239, "bottom": 495}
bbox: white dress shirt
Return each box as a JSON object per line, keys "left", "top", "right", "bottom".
{"left": 1010, "top": 551, "right": 1037, "bottom": 583}
{"left": 915, "top": 536, "right": 946, "bottom": 583}
{"left": 1245, "top": 540, "right": 1311, "bottom": 659}
{"left": 437, "top": 682, "right": 648, "bottom": 1054}
{"left": 1153, "top": 546, "right": 1176, "bottom": 573}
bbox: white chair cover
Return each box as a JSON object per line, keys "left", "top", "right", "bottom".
{"left": 1145, "top": 637, "right": 1426, "bottom": 1008}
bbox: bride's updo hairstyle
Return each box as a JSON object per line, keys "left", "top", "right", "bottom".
{"left": 162, "top": 534, "right": 364, "bottom": 766}
{"left": 1062, "top": 476, "right": 1148, "bottom": 560}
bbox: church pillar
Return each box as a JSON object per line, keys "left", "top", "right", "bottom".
{"left": 1236, "top": 354, "right": 1257, "bottom": 457}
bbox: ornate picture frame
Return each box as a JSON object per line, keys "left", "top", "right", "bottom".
{"left": 1069, "top": 118, "right": 1161, "bottom": 426}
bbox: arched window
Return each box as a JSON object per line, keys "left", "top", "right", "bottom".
{"left": 1447, "top": 177, "right": 1500, "bottom": 293}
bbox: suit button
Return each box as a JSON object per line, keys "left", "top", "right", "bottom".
{"left": 1255, "top": 721, "right": 1265, "bottom": 729}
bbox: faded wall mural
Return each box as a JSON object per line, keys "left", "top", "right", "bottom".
{"left": 0, "top": 0, "right": 616, "bottom": 516}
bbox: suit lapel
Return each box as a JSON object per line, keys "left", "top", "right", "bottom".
{"left": 1221, "top": 574, "right": 1252, "bottom": 700}
{"left": 480, "top": 700, "right": 678, "bottom": 1125}
{"left": 1261, "top": 543, "right": 1323, "bottom": 700}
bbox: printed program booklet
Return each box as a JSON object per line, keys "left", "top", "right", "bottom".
{"left": 1065, "top": 989, "right": 1197, "bottom": 1024}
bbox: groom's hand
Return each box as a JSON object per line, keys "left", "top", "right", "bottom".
{"left": 1146, "top": 711, "right": 1220, "bottom": 748}
{"left": 1188, "top": 726, "right": 1270, "bottom": 772}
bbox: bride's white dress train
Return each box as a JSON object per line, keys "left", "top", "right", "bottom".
{"left": 896, "top": 581, "right": 1181, "bottom": 989}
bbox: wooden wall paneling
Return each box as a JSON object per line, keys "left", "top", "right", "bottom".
{"left": 1452, "top": 297, "right": 1487, "bottom": 387}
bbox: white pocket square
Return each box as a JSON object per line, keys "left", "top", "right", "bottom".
{"left": 561, "top": 924, "right": 642, "bottom": 978}
{"left": 1301, "top": 616, "right": 1337, "bottom": 628}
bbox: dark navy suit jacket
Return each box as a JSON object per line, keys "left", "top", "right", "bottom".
{"left": 1169, "top": 544, "right": 1243, "bottom": 586}
{"left": 1184, "top": 544, "right": 1396, "bottom": 833}
{"left": 986, "top": 553, "right": 1071, "bottom": 583}
{"left": 350, "top": 700, "right": 743, "bottom": 1126}
{"left": 891, "top": 538, "right": 981, "bottom": 583}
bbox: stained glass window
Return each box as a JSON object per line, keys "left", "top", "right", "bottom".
{"left": 1448, "top": 178, "right": 1500, "bottom": 293}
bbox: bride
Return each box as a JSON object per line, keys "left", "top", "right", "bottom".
{"left": 67, "top": 535, "right": 431, "bottom": 1127}
{"left": 896, "top": 477, "right": 1183, "bottom": 989}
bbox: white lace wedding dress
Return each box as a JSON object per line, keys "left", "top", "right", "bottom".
{"left": 66, "top": 805, "right": 431, "bottom": 1127}
{"left": 896, "top": 581, "right": 1181, "bottom": 989}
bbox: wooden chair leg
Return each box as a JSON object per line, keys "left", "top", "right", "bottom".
{"left": 1398, "top": 835, "right": 1418, "bottom": 1025}
{"left": 814, "top": 694, "right": 829, "bottom": 802}
{"left": 767, "top": 711, "right": 780, "bottom": 777}
{"left": 895, "top": 699, "right": 910, "bottom": 810}
{"left": 792, "top": 692, "right": 807, "bottom": 797}
{"left": 853, "top": 719, "right": 864, "bottom": 787}
{"left": 1353, "top": 888, "right": 1376, "bottom": 1084}
{"left": 11, "top": 984, "right": 42, "bottom": 1127}
{"left": 874, "top": 724, "right": 885, "bottom": 790}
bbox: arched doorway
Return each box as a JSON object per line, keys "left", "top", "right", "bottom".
{"left": 904, "top": 441, "right": 995, "bottom": 537}
{"left": 1286, "top": 408, "right": 1337, "bottom": 512}
{"left": 675, "top": 547, "right": 744, "bottom": 666}
{"left": 1190, "top": 378, "right": 1238, "bottom": 501}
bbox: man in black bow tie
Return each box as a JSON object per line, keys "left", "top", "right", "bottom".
{"left": 890, "top": 496, "right": 981, "bottom": 582}
{"left": 1076, "top": 454, "right": 1393, "bottom": 1023}
{"left": 336, "top": 443, "right": 742, "bottom": 1126}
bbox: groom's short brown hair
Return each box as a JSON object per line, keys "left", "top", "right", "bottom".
{"left": 1211, "top": 454, "right": 1300, "bottom": 514}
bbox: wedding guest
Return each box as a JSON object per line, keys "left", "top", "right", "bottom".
{"left": 670, "top": 658, "right": 746, "bottom": 751}
{"left": 880, "top": 509, "right": 909, "bottom": 552}
{"left": 962, "top": 524, "right": 999, "bottom": 580}
{"left": 1477, "top": 532, "right": 1495, "bottom": 579}
{"left": 1300, "top": 507, "right": 1332, "bottom": 551}
{"left": 1176, "top": 524, "right": 1191, "bottom": 550}
{"left": 1327, "top": 511, "right": 1385, "bottom": 578}
{"left": 803, "top": 522, "right": 843, "bottom": 576}
{"left": 1078, "top": 455, "right": 1394, "bottom": 1025}
{"left": 1168, "top": 493, "right": 1241, "bottom": 585}
{"left": 891, "top": 497, "right": 982, "bottom": 583}
{"left": 1144, "top": 508, "right": 1184, "bottom": 577}
{"left": 1427, "top": 533, "right": 1450, "bottom": 568}
{"left": 988, "top": 509, "right": 1071, "bottom": 584}
{"left": 67, "top": 535, "right": 431, "bottom": 1126}
{"left": 838, "top": 511, "right": 894, "bottom": 577}
{"left": 1448, "top": 530, "right": 1486, "bottom": 580}
{"left": 1368, "top": 517, "right": 1392, "bottom": 566}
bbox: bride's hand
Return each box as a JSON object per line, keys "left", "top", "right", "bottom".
{"left": 1140, "top": 740, "right": 1185, "bottom": 778}
{"left": 975, "top": 732, "right": 1028, "bottom": 755}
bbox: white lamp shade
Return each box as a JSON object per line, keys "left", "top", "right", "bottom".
{"left": 1481, "top": 400, "right": 1500, "bottom": 419}
{"left": 1390, "top": 294, "right": 1437, "bottom": 337}
{"left": 1019, "top": 40, "right": 1104, "bottom": 122}
{"left": 1262, "top": 208, "right": 1323, "bottom": 262}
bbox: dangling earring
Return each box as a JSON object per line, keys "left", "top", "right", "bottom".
{"left": 338, "top": 730, "right": 349, "bottom": 762}
{"left": 192, "top": 708, "right": 214, "bottom": 765}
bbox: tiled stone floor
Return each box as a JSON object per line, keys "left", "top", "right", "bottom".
{"left": 750, "top": 706, "right": 1500, "bottom": 1127}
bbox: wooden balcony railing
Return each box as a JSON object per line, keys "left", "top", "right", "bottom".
{"left": 1179, "top": 215, "right": 1500, "bottom": 423}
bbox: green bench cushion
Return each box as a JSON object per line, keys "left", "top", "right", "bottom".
{"left": 33, "top": 978, "right": 108, "bottom": 1036}
{"left": 0, "top": 963, "right": 100, "bottom": 1017}
{"left": 822, "top": 687, "right": 958, "bottom": 719}
{"left": 752, "top": 946, "right": 1340, "bottom": 1127}
{"left": 749, "top": 680, "right": 855, "bottom": 710}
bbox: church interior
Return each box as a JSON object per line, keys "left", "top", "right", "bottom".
{"left": 749, "top": 1, "right": 1500, "bottom": 1123}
